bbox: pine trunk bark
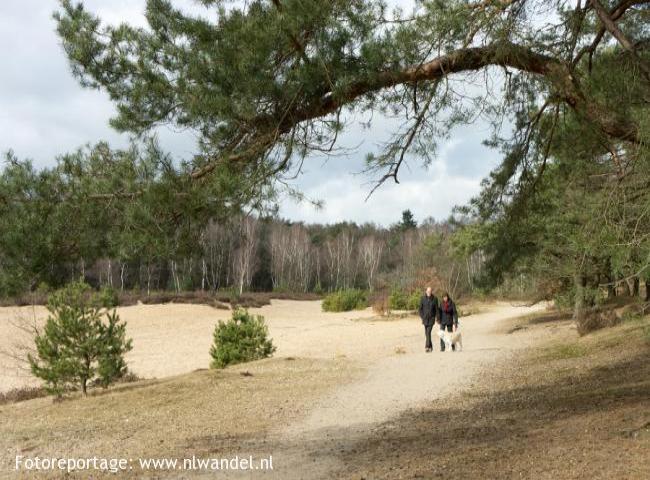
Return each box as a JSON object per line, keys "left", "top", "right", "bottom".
{"left": 573, "top": 273, "right": 587, "bottom": 320}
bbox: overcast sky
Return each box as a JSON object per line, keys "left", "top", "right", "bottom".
{"left": 0, "top": 0, "right": 503, "bottom": 226}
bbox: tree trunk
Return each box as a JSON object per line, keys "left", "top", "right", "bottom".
{"left": 120, "top": 263, "right": 126, "bottom": 291}
{"left": 146, "top": 265, "right": 152, "bottom": 296}
{"left": 201, "top": 258, "right": 207, "bottom": 291}
{"left": 644, "top": 276, "right": 650, "bottom": 302}
{"left": 621, "top": 277, "right": 633, "bottom": 296}
{"left": 573, "top": 273, "right": 587, "bottom": 320}
{"left": 631, "top": 277, "right": 640, "bottom": 297}
{"left": 606, "top": 274, "right": 615, "bottom": 299}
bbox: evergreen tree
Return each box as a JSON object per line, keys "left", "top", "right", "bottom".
{"left": 210, "top": 309, "right": 275, "bottom": 368}
{"left": 28, "top": 281, "right": 133, "bottom": 396}
{"left": 54, "top": 0, "right": 647, "bottom": 188}
{"left": 399, "top": 210, "right": 417, "bottom": 231}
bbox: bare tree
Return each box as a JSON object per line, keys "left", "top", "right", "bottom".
{"left": 232, "top": 216, "right": 259, "bottom": 294}
{"left": 359, "top": 235, "right": 383, "bottom": 291}
{"left": 201, "top": 220, "right": 237, "bottom": 290}
{"left": 269, "top": 223, "right": 313, "bottom": 291}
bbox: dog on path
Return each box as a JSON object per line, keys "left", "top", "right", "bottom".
{"left": 437, "top": 329, "right": 463, "bottom": 352}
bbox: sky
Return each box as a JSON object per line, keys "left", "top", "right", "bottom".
{"left": 0, "top": 0, "right": 503, "bottom": 227}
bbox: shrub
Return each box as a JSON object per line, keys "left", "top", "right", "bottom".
{"left": 28, "top": 282, "right": 133, "bottom": 396}
{"left": 35, "top": 281, "right": 51, "bottom": 296}
{"left": 97, "top": 285, "right": 119, "bottom": 308}
{"left": 322, "top": 289, "right": 368, "bottom": 312}
{"left": 210, "top": 309, "right": 276, "bottom": 368}
{"left": 0, "top": 386, "right": 47, "bottom": 405}
{"left": 542, "top": 343, "right": 587, "bottom": 360}
{"left": 576, "top": 307, "right": 620, "bottom": 336}
{"left": 406, "top": 291, "right": 421, "bottom": 310}
{"left": 388, "top": 289, "right": 420, "bottom": 311}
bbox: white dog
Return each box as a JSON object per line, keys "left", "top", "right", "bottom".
{"left": 437, "top": 329, "right": 463, "bottom": 352}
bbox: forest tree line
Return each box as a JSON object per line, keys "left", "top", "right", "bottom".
{"left": 0, "top": 146, "right": 481, "bottom": 299}
{"left": 2, "top": 130, "right": 648, "bottom": 318}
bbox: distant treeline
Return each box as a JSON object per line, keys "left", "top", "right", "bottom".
{"left": 0, "top": 144, "right": 482, "bottom": 299}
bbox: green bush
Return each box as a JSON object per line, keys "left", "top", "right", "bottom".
{"left": 97, "top": 285, "right": 119, "bottom": 308}
{"left": 28, "top": 281, "right": 132, "bottom": 396}
{"left": 388, "top": 289, "right": 420, "bottom": 311}
{"left": 35, "top": 281, "right": 51, "bottom": 296}
{"left": 210, "top": 309, "right": 276, "bottom": 369}
{"left": 322, "top": 289, "right": 368, "bottom": 312}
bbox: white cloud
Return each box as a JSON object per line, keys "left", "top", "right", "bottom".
{"left": 279, "top": 172, "right": 482, "bottom": 226}
{"left": 279, "top": 137, "right": 488, "bottom": 226}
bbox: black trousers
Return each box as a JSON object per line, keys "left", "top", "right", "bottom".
{"left": 440, "top": 323, "right": 455, "bottom": 351}
{"left": 424, "top": 324, "right": 433, "bottom": 350}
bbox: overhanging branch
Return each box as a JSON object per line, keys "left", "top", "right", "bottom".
{"left": 192, "top": 42, "right": 640, "bottom": 179}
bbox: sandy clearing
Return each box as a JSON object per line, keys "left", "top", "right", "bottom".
{"left": 0, "top": 300, "right": 380, "bottom": 392}
{"left": 0, "top": 300, "right": 543, "bottom": 396}
{"left": 0, "top": 299, "right": 553, "bottom": 479}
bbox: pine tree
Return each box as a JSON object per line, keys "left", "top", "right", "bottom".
{"left": 28, "top": 281, "right": 133, "bottom": 396}
{"left": 399, "top": 210, "right": 417, "bottom": 231}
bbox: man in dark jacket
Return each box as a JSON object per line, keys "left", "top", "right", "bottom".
{"left": 438, "top": 292, "right": 459, "bottom": 351}
{"left": 418, "top": 287, "right": 439, "bottom": 352}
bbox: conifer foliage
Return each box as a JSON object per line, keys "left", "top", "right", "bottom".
{"left": 28, "top": 281, "right": 133, "bottom": 396}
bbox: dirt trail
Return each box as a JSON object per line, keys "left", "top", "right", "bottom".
{"left": 285, "top": 303, "right": 545, "bottom": 434}
{"left": 216, "top": 302, "right": 548, "bottom": 479}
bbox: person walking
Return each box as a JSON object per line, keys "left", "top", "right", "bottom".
{"left": 438, "top": 292, "right": 459, "bottom": 351}
{"left": 418, "top": 287, "right": 439, "bottom": 352}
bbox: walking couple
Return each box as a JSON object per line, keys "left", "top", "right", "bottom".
{"left": 418, "top": 287, "right": 459, "bottom": 352}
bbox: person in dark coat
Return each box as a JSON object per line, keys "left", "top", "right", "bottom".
{"left": 418, "top": 287, "right": 439, "bottom": 352}
{"left": 438, "top": 292, "right": 459, "bottom": 351}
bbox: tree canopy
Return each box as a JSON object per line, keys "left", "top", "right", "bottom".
{"left": 55, "top": 0, "right": 648, "bottom": 191}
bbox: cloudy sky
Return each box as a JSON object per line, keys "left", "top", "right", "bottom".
{"left": 0, "top": 0, "right": 503, "bottom": 226}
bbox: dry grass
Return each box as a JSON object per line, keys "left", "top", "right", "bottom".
{"left": 0, "top": 290, "right": 323, "bottom": 309}
{"left": 540, "top": 342, "right": 588, "bottom": 360}
{"left": 337, "top": 313, "right": 650, "bottom": 480}
{"left": 352, "top": 312, "right": 412, "bottom": 322}
{"left": 0, "top": 386, "right": 46, "bottom": 405}
{"left": 0, "top": 357, "right": 359, "bottom": 479}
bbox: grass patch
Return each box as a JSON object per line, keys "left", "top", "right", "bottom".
{"left": 352, "top": 312, "right": 412, "bottom": 322}
{"left": 542, "top": 342, "right": 588, "bottom": 360}
{"left": 0, "top": 357, "right": 358, "bottom": 474}
{"left": 536, "top": 314, "right": 650, "bottom": 362}
{"left": 643, "top": 325, "right": 650, "bottom": 346}
{"left": 0, "top": 386, "right": 47, "bottom": 405}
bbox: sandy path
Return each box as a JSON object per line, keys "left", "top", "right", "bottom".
{"left": 256, "top": 302, "right": 547, "bottom": 480}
